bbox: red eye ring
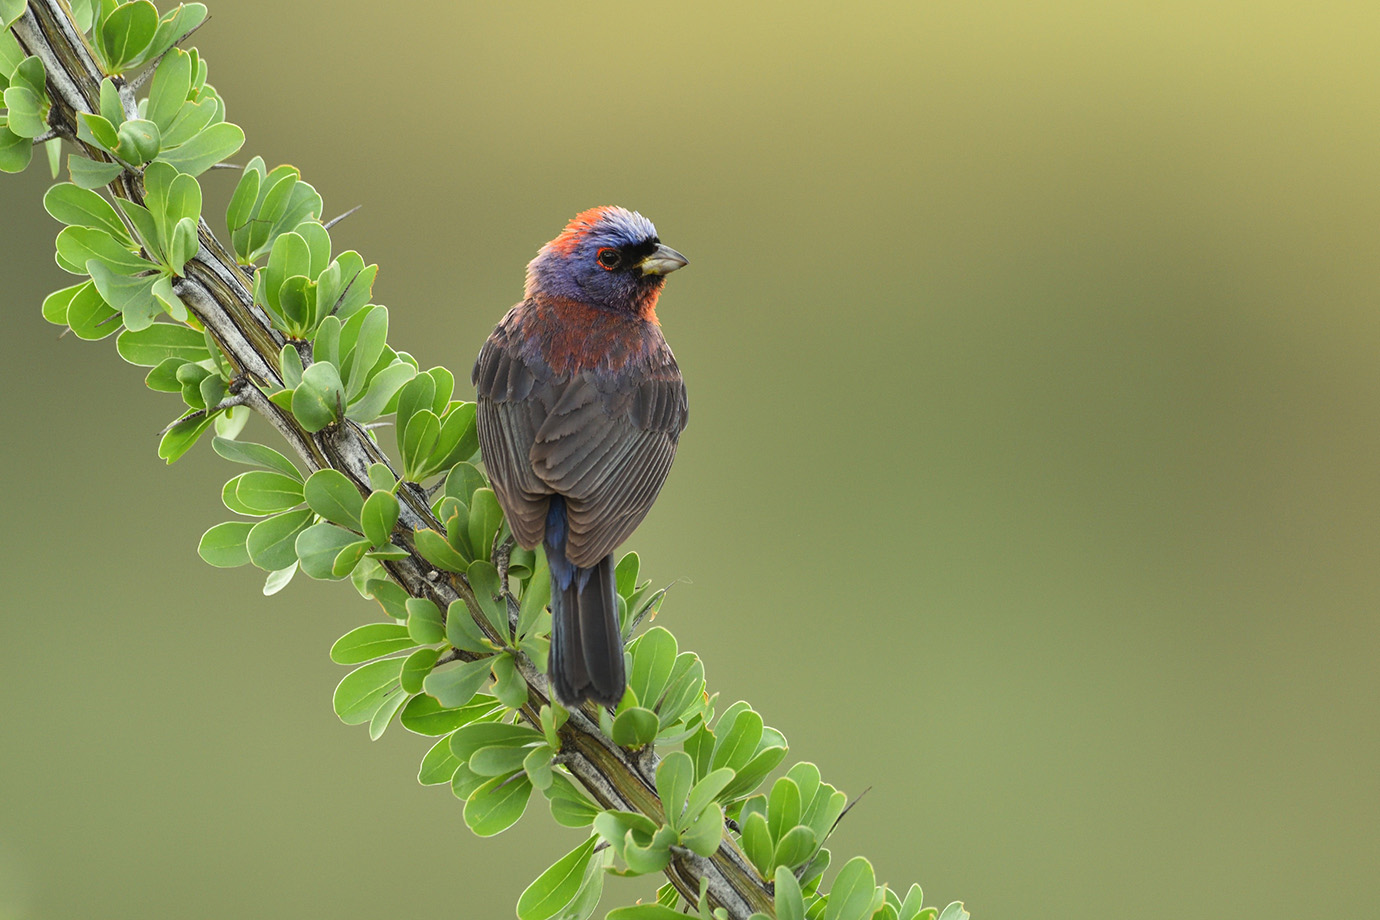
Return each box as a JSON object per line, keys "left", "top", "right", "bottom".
{"left": 596, "top": 247, "right": 621, "bottom": 270}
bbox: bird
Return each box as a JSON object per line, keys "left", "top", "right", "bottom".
{"left": 472, "top": 206, "right": 689, "bottom": 707}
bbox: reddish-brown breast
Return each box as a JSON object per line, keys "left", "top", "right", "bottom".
{"left": 509, "top": 294, "right": 670, "bottom": 379}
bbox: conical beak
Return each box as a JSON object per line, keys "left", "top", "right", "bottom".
{"left": 638, "top": 244, "right": 689, "bottom": 276}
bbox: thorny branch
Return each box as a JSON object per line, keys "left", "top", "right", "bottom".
{"left": 11, "top": 2, "right": 775, "bottom": 916}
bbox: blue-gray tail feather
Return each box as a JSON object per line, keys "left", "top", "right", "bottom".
{"left": 545, "top": 497, "right": 625, "bottom": 706}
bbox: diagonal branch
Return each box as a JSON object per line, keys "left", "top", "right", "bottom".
{"left": 12, "top": 2, "right": 773, "bottom": 916}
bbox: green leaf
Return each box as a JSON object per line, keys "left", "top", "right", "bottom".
{"left": 490, "top": 653, "right": 528, "bottom": 710}
{"left": 740, "top": 811, "right": 773, "bottom": 877}
{"left": 65, "top": 282, "right": 120, "bottom": 339}
{"left": 233, "top": 469, "right": 304, "bottom": 514}
{"left": 115, "top": 322, "right": 206, "bottom": 365}
{"left": 523, "top": 744, "right": 554, "bottom": 791}
{"left": 775, "top": 867, "right": 806, "bottom": 920}
{"left": 546, "top": 775, "right": 600, "bottom": 829}
{"left": 77, "top": 111, "right": 120, "bottom": 152}
{"left": 115, "top": 118, "right": 160, "bottom": 164}
{"left": 446, "top": 599, "right": 492, "bottom": 654}
{"left": 611, "top": 707, "right": 659, "bottom": 748}
{"left": 615, "top": 552, "right": 641, "bottom": 600}
{"left": 470, "top": 743, "right": 532, "bottom": 777}
{"left": 262, "top": 563, "right": 297, "bottom": 596}
{"left": 138, "top": 3, "right": 207, "bottom": 69}
{"left": 413, "top": 528, "right": 469, "bottom": 574}
{"left": 360, "top": 490, "right": 399, "bottom": 548}
{"left": 97, "top": 1, "right": 159, "bottom": 72}
{"left": 606, "top": 907, "right": 686, "bottom": 920}
{"left": 291, "top": 360, "right": 344, "bottom": 432}
{"left": 443, "top": 461, "right": 488, "bottom": 505}
{"left": 769, "top": 777, "right": 803, "bottom": 846}
{"left": 342, "top": 305, "right": 388, "bottom": 398}
{"left": 450, "top": 721, "right": 543, "bottom": 762}
{"left": 427, "top": 366, "right": 456, "bottom": 412}
{"left": 332, "top": 656, "right": 403, "bottom": 725}
{"left": 157, "top": 121, "right": 244, "bottom": 175}
{"left": 367, "top": 463, "right": 396, "bottom": 494}
{"left": 159, "top": 95, "right": 215, "bottom": 149}
{"left": 0, "top": 0, "right": 26, "bottom": 28}
{"left": 400, "top": 646, "right": 440, "bottom": 695}
{"left": 331, "top": 540, "right": 369, "bottom": 576}
{"left": 629, "top": 627, "right": 678, "bottom": 714}
{"left": 720, "top": 743, "right": 789, "bottom": 804}
{"left": 516, "top": 550, "right": 551, "bottom": 640}
{"left": 55, "top": 225, "right": 151, "bottom": 275}
{"left": 329, "top": 622, "right": 414, "bottom": 665}
{"left": 823, "top": 857, "right": 876, "bottom": 920}
{"left": 896, "top": 885, "right": 925, "bottom": 920}
{"left": 66, "top": 155, "right": 123, "bottom": 189}
{"left": 401, "top": 409, "right": 440, "bottom": 480}
{"left": 431, "top": 401, "right": 478, "bottom": 470}
{"left": 196, "top": 521, "right": 253, "bottom": 568}
{"left": 297, "top": 219, "right": 331, "bottom": 278}
{"left": 296, "top": 521, "right": 362, "bottom": 580}
{"left": 3, "top": 86, "right": 47, "bottom": 139}
{"left": 656, "top": 751, "right": 694, "bottom": 832}
{"left": 466, "top": 560, "right": 509, "bottom": 641}
{"left": 211, "top": 436, "right": 301, "bottom": 479}
{"left": 466, "top": 488, "right": 503, "bottom": 563}
{"left": 438, "top": 497, "right": 471, "bottom": 556}
{"left": 516, "top": 836, "right": 599, "bottom": 920}
{"left": 43, "top": 136, "right": 60, "bottom": 178}
{"left": 423, "top": 657, "right": 492, "bottom": 709}
{"left": 302, "top": 468, "right": 363, "bottom": 529}
{"left": 401, "top": 691, "right": 501, "bottom": 736}
{"left": 935, "top": 905, "right": 968, "bottom": 920}
{"left": 712, "top": 706, "right": 765, "bottom": 771}
{"left": 684, "top": 768, "right": 735, "bottom": 826}
{"left": 679, "top": 800, "right": 724, "bottom": 858}
{"left": 43, "top": 183, "right": 130, "bottom": 240}
{"left": 418, "top": 733, "right": 462, "bottom": 786}
{"left": 146, "top": 48, "right": 192, "bottom": 132}
{"left": 0, "top": 126, "right": 32, "bottom": 174}
{"left": 87, "top": 261, "right": 159, "bottom": 330}
{"left": 394, "top": 373, "right": 434, "bottom": 453}
{"left": 279, "top": 342, "right": 304, "bottom": 389}
{"left": 464, "top": 772, "right": 532, "bottom": 837}
{"left": 157, "top": 412, "right": 214, "bottom": 463}
{"left": 773, "top": 826, "right": 817, "bottom": 871}
{"left": 450, "top": 763, "right": 487, "bottom": 801}
{"left": 405, "top": 597, "right": 446, "bottom": 645}
{"left": 41, "top": 282, "right": 87, "bottom": 327}
{"left": 226, "top": 157, "right": 261, "bottom": 250}
{"left": 345, "top": 359, "right": 415, "bottom": 422}
{"left": 245, "top": 508, "right": 314, "bottom": 571}
{"left": 168, "top": 216, "right": 198, "bottom": 273}
{"left": 367, "top": 686, "right": 409, "bottom": 741}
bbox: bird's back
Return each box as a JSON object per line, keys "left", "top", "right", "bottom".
{"left": 473, "top": 295, "right": 687, "bottom": 567}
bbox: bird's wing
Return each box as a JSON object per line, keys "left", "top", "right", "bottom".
{"left": 531, "top": 362, "right": 687, "bottom": 568}
{"left": 473, "top": 334, "right": 552, "bottom": 549}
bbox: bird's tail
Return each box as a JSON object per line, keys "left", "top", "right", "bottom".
{"left": 544, "top": 497, "right": 625, "bottom": 707}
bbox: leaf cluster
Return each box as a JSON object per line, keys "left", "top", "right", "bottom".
{"left": 6, "top": 3, "right": 970, "bottom": 920}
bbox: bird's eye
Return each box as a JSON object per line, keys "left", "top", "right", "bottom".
{"left": 596, "top": 248, "right": 621, "bottom": 270}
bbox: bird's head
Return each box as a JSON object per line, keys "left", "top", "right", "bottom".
{"left": 525, "top": 206, "right": 688, "bottom": 320}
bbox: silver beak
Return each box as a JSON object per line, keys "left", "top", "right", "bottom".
{"left": 638, "top": 244, "right": 689, "bottom": 276}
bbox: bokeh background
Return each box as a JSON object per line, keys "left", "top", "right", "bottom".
{"left": 3, "top": 1, "right": 1379, "bottom": 917}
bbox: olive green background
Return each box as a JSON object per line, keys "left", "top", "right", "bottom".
{"left": 2, "top": 1, "right": 1378, "bottom": 917}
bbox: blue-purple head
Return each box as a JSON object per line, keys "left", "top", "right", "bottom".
{"left": 525, "top": 206, "right": 688, "bottom": 318}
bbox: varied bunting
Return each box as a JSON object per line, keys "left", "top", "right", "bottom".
{"left": 473, "top": 207, "right": 689, "bottom": 707}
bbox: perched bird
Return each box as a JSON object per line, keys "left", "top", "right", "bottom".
{"left": 473, "top": 207, "right": 689, "bottom": 707}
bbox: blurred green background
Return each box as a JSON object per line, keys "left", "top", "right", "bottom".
{"left": 3, "top": 1, "right": 1378, "bottom": 917}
